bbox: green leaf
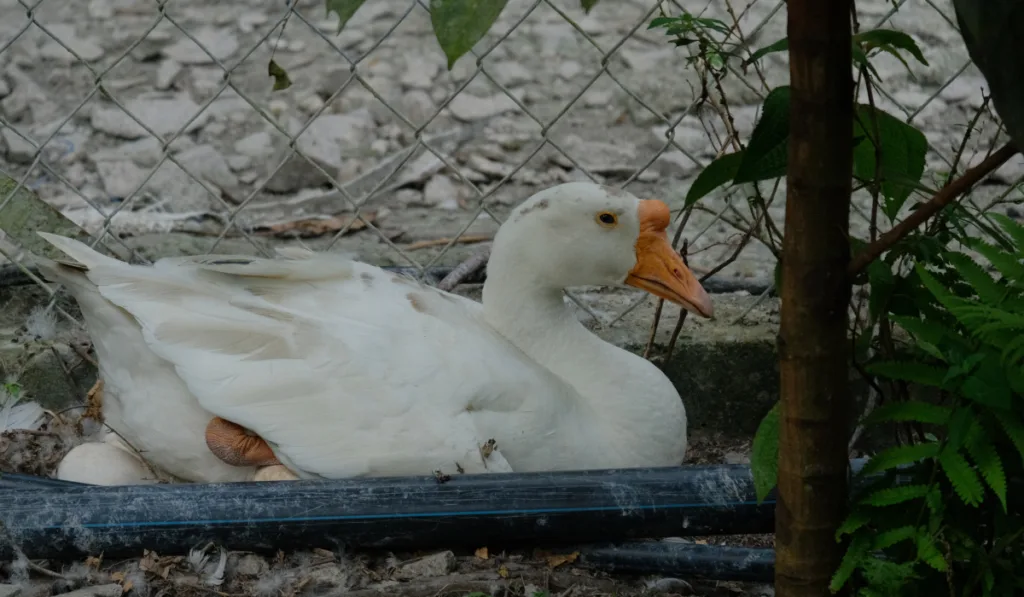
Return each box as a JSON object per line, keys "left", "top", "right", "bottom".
{"left": 966, "top": 237, "right": 1024, "bottom": 282}
{"left": 835, "top": 509, "right": 871, "bottom": 539}
{"left": 861, "top": 442, "right": 940, "bottom": 475}
{"left": 267, "top": 59, "right": 292, "bottom": 91}
{"left": 938, "top": 448, "right": 985, "bottom": 507}
{"left": 830, "top": 535, "right": 869, "bottom": 592}
{"left": 990, "top": 212, "right": 1024, "bottom": 249}
{"left": 916, "top": 533, "right": 948, "bottom": 571}
{"left": 872, "top": 525, "right": 918, "bottom": 550}
{"left": 867, "top": 259, "right": 896, "bottom": 319}
{"left": 854, "top": 29, "right": 929, "bottom": 66}
{"left": 852, "top": 104, "right": 928, "bottom": 220}
{"left": 997, "top": 414, "right": 1024, "bottom": 466}
{"left": 965, "top": 422, "right": 1007, "bottom": 510}
{"left": 325, "top": 0, "right": 369, "bottom": 33}
{"left": 865, "top": 401, "right": 951, "bottom": 426}
{"left": 865, "top": 360, "right": 948, "bottom": 388}
{"left": 743, "top": 37, "right": 788, "bottom": 66}
{"left": 430, "top": 0, "right": 509, "bottom": 70}
{"left": 858, "top": 484, "right": 930, "bottom": 507}
{"left": 734, "top": 86, "right": 790, "bottom": 183}
{"left": 750, "top": 402, "right": 779, "bottom": 503}
{"left": 581, "top": 0, "right": 599, "bottom": 13}
{"left": 683, "top": 151, "right": 744, "bottom": 207}
{"left": 960, "top": 357, "right": 1012, "bottom": 410}
{"left": 945, "top": 251, "right": 1006, "bottom": 305}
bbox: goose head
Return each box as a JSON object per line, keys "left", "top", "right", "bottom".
{"left": 489, "top": 182, "right": 713, "bottom": 318}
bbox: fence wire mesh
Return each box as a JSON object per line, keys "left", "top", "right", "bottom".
{"left": 0, "top": 0, "right": 1021, "bottom": 336}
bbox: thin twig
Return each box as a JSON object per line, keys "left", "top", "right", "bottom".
{"left": 436, "top": 246, "right": 491, "bottom": 292}
{"left": 404, "top": 235, "right": 491, "bottom": 251}
{"left": 848, "top": 142, "right": 1018, "bottom": 275}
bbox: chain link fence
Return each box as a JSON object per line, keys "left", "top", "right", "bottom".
{"left": 0, "top": 0, "right": 1020, "bottom": 335}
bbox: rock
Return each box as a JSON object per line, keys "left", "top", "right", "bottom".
{"left": 2, "top": 65, "right": 60, "bottom": 124}
{"left": 238, "top": 13, "right": 269, "bottom": 34}
{"left": 559, "top": 60, "right": 582, "bottom": 79}
{"left": 232, "top": 554, "right": 268, "bottom": 576}
{"left": 234, "top": 131, "right": 275, "bottom": 157}
{"left": 447, "top": 92, "right": 520, "bottom": 122}
{"left": 549, "top": 135, "right": 639, "bottom": 176}
{"left": 723, "top": 451, "right": 750, "bottom": 465}
{"left": 653, "top": 151, "right": 700, "bottom": 178}
{"left": 400, "top": 89, "right": 436, "bottom": 126}
{"left": 466, "top": 154, "right": 512, "bottom": 178}
{"left": 582, "top": 88, "right": 614, "bottom": 108}
{"left": 155, "top": 60, "right": 182, "bottom": 90}
{"left": 90, "top": 94, "right": 209, "bottom": 139}
{"left": 298, "top": 94, "right": 326, "bottom": 114}
{"left": 491, "top": 61, "right": 534, "bottom": 87}
{"left": 95, "top": 159, "right": 219, "bottom": 209}
{"left": 88, "top": 0, "right": 113, "bottom": 18}
{"left": 96, "top": 159, "right": 146, "bottom": 198}
{"left": 163, "top": 27, "right": 239, "bottom": 64}
{"left": 423, "top": 174, "right": 460, "bottom": 206}
{"left": 175, "top": 144, "right": 239, "bottom": 191}
{"left": 0, "top": 584, "right": 21, "bottom": 597}
{"left": 0, "top": 76, "right": 9, "bottom": 98}
{"left": 289, "top": 109, "right": 376, "bottom": 170}
{"left": 90, "top": 136, "right": 193, "bottom": 167}
{"left": 938, "top": 76, "right": 987, "bottom": 106}
{"left": 400, "top": 56, "right": 441, "bottom": 89}
{"left": 227, "top": 154, "right": 252, "bottom": 171}
{"left": 393, "top": 551, "right": 456, "bottom": 581}
{"left": 394, "top": 188, "right": 426, "bottom": 206}
{"left": 38, "top": 24, "right": 105, "bottom": 63}
{"left": 59, "top": 584, "right": 123, "bottom": 597}
{"left": 1, "top": 128, "right": 36, "bottom": 164}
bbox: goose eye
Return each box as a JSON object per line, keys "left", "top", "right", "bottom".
{"left": 596, "top": 212, "right": 618, "bottom": 227}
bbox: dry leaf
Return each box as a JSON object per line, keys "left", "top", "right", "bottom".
{"left": 111, "top": 571, "right": 126, "bottom": 583}
{"left": 256, "top": 211, "right": 377, "bottom": 239}
{"left": 545, "top": 551, "right": 579, "bottom": 569}
{"left": 498, "top": 565, "right": 509, "bottom": 578}
{"left": 474, "top": 546, "right": 489, "bottom": 560}
{"left": 122, "top": 579, "right": 134, "bottom": 593}
{"left": 313, "top": 548, "right": 335, "bottom": 559}
{"left": 85, "top": 555, "right": 103, "bottom": 570}
{"left": 139, "top": 549, "right": 159, "bottom": 572}
{"left": 694, "top": 538, "right": 708, "bottom": 545}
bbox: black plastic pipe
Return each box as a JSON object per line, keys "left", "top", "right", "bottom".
{"left": 579, "top": 541, "right": 774, "bottom": 583}
{"left": 0, "top": 464, "right": 776, "bottom": 560}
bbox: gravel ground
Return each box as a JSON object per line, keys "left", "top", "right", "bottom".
{"left": 0, "top": 0, "right": 1020, "bottom": 292}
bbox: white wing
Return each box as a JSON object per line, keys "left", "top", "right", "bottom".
{"left": 69, "top": 247, "right": 573, "bottom": 478}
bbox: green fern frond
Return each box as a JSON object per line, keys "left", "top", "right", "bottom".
{"left": 836, "top": 510, "right": 871, "bottom": 540}
{"left": 965, "top": 422, "right": 1007, "bottom": 511}
{"left": 990, "top": 212, "right": 1024, "bottom": 250}
{"left": 862, "top": 442, "right": 940, "bottom": 475}
{"left": 924, "top": 486, "right": 943, "bottom": 516}
{"left": 859, "top": 484, "right": 930, "bottom": 507}
{"left": 872, "top": 525, "right": 918, "bottom": 550}
{"left": 830, "top": 535, "right": 870, "bottom": 593}
{"left": 945, "top": 251, "right": 1007, "bottom": 305}
{"left": 966, "top": 237, "right": 1024, "bottom": 282}
{"left": 865, "top": 401, "right": 951, "bottom": 425}
{"left": 915, "top": 263, "right": 961, "bottom": 308}
{"left": 891, "top": 314, "right": 970, "bottom": 354}
{"left": 865, "top": 361, "right": 948, "bottom": 388}
{"left": 996, "top": 414, "right": 1024, "bottom": 467}
{"left": 916, "top": 533, "right": 948, "bottom": 571}
{"left": 938, "top": 448, "right": 985, "bottom": 507}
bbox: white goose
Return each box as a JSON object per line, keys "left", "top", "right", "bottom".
{"left": 39, "top": 182, "right": 713, "bottom": 484}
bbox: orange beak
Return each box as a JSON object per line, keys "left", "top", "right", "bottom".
{"left": 625, "top": 199, "right": 714, "bottom": 318}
